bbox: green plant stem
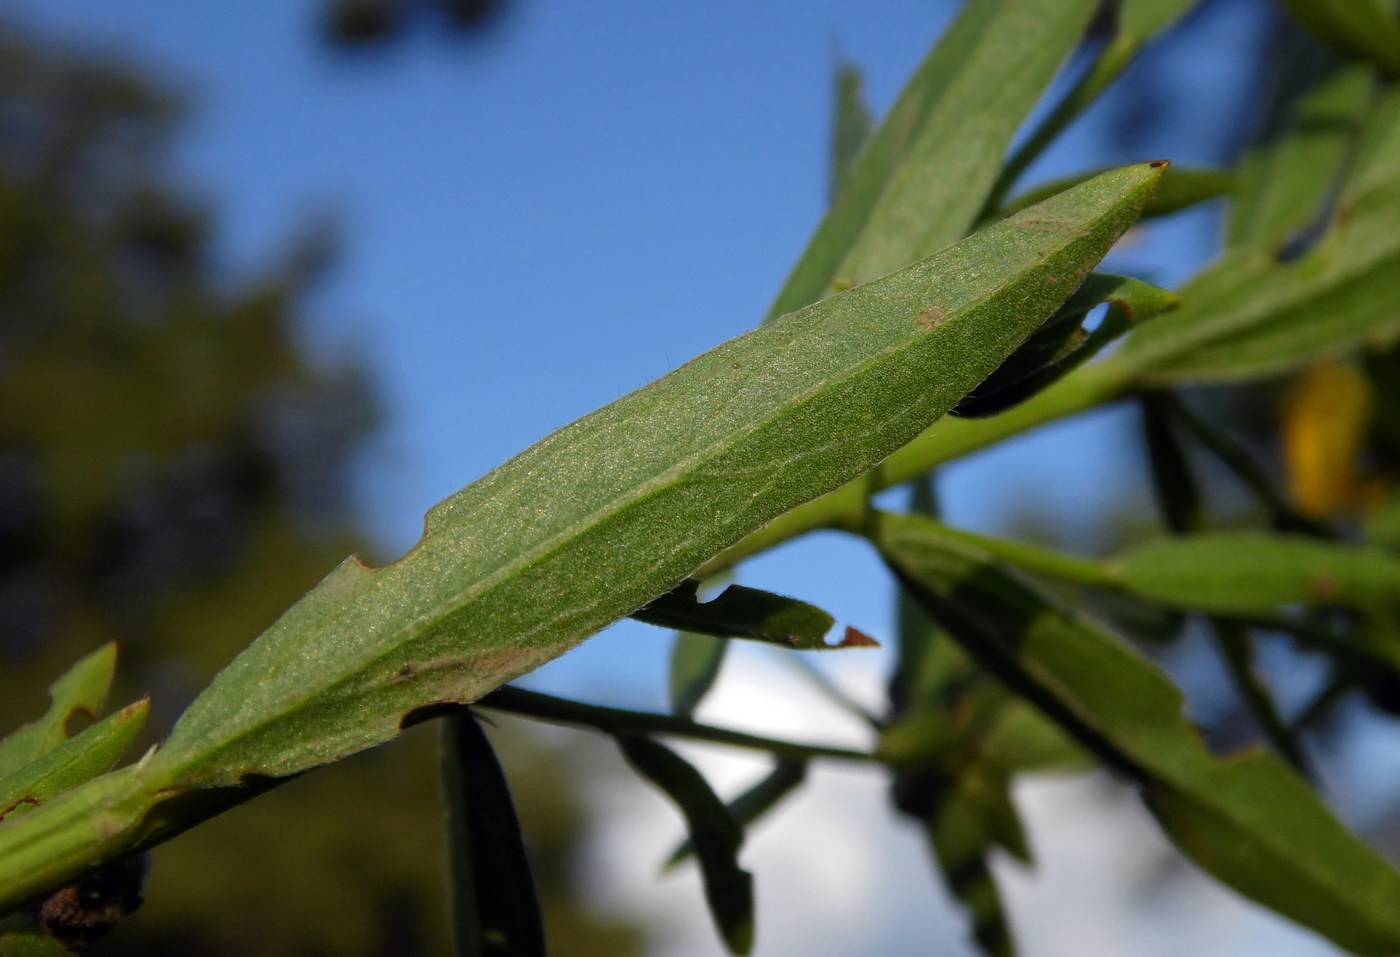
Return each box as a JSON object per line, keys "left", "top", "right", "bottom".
{"left": 0, "top": 761, "right": 275, "bottom": 915}
{"left": 1291, "top": 672, "right": 1352, "bottom": 733}
{"left": 697, "top": 358, "right": 1132, "bottom": 577}
{"left": 1207, "top": 617, "right": 1311, "bottom": 774}
{"left": 480, "top": 687, "right": 877, "bottom": 765}
{"left": 1157, "top": 391, "right": 1333, "bottom": 537}
{"left": 859, "top": 512, "right": 1114, "bottom": 588}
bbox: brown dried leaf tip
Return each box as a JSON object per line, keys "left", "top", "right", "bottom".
{"left": 839, "top": 626, "right": 880, "bottom": 648}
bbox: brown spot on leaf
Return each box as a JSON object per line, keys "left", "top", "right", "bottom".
{"left": 915, "top": 304, "right": 948, "bottom": 330}
{"left": 1149, "top": 159, "right": 1169, "bottom": 169}
{"left": 1308, "top": 572, "right": 1339, "bottom": 602}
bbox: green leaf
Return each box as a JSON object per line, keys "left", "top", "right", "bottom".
{"left": 666, "top": 759, "right": 806, "bottom": 869}
{"left": 975, "top": 701, "right": 1086, "bottom": 774}
{"left": 952, "top": 273, "right": 1178, "bottom": 418}
{"left": 636, "top": 580, "right": 859, "bottom": 651}
{"left": 1273, "top": 0, "right": 1400, "bottom": 78}
{"left": 142, "top": 162, "right": 1163, "bottom": 789}
{"left": 0, "top": 700, "right": 148, "bottom": 822}
{"left": 1112, "top": 531, "right": 1400, "bottom": 615}
{"left": 668, "top": 632, "right": 729, "bottom": 718}
{"left": 1340, "top": 73, "right": 1400, "bottom": 209}
{"left": 1226, "top": 47, "right": 1373, "bottom": 255}
{"left": 988, "top": 0, "right": 1204, "bottom": 208}
{"left": 1366, "top": 490, "right": 1400, "bottom": 547}
{"left": 925, "top": 777, "right": 1018, "bottom": 957}
{"left": 440, "top": 713, "right": 546, "bottom": 957}
{"left": 1000, "top": 165, "right": 1234, "bottom": 222}
{"left": 0, "top": 917, "right": 70, "bottom": 957}
{"left": 1118, "top": 0, "right": 1207, "bottom": 41}
{"left": 874, "top": 511, "right": 1400, "bottom": 955}
{"left": 1124, "top": 86, "right": 1400, "bottom": 383}
{"left": 830, "top": 63, "right": 873, "bottom": 204}
{"left": 886, "top": 482, "right": 1040, "bottom": 957}
{"left": 885, "top": 687, "right": 1033, "bottom": 957}
{"left": 0, "top": 645, "right": 117, "bottom": 777}
{"left": 1119, "top": 213, "right": 1400, "bottom": 384}
{"left": 766, "top": 0, "right": 1101, "bottom": 320}
{"left": 617, "top": 736, "right": 753, "bottom": 955}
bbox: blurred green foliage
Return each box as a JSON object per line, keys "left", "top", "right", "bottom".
{"left": 0, "top": 27, "right": 639, "bottom": 956}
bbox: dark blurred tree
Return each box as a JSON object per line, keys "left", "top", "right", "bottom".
{"left": 0, "top": 26, "right": 640, "bottom": 956}
{"left": 322, "top": 0, "right": 510, "bottom": 47}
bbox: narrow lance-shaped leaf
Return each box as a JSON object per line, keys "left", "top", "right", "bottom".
{"left": 829, "top": 62, "right": 872, "bottom": 204}
{"left": 617, "top": 736, "right": 753, "bottom": 956}
{"left": 767, "top": 0, "right": 1099, "bottom": 320}
{"left": 951, "top": 273, "right": 1177, "bottom": 418}
{"left": 666, "top": 760, "right": 806, "bottom": 869}
{"left": 987, "top": 0, "right": 1204, "bottom": 208}
{"left": 1273, "top": 0, "right": 1400, "bottom": 78}
{"left": 669, "top": 632, "right": 728, "bottom": 718}
{"left": 1111, "top": 531, "right": 1400, "bottom": 616}
{"left": 887, "top": 478, "right": 1022, "bottom": 957}
{"left": 1118, "top": 0, "right": 1207, "bottom": 43}
{"left": 696, "top": 20, "right": 1391, "bottom": 577}
{"left": 0, "top": 646, "right": 117, "bottom": 777}
{"left": 876, "top": 517, "right": 1394, "bottom": 672}
{"left": 1000, "top": 165, "right": 1234, "bottom": 223}
{"left": 874, "top": 511, "right": 1400, "bottom": 955}
{"left": 0, "top": 163, "right": 1163, "bottom": 914}
{"left": 440, "top": 713, "right": 546, "bottom": 957}
{"left": 636, "top": 580, "right": 869, "bottom": 651}
{"left": 926, "top": 775, "right": 1018, "bottom": 957}
{"left": 1121, "top": 86, "right": 1400, "bottom": 384}
{"left": 142, "top": 162, "right": 1164, "bottom": 789}
{"left": 1226, "top": 43, "right": 1373, "bottom": 255}
{"left": 0, "top": 701, "right": 149, "bottom": 823}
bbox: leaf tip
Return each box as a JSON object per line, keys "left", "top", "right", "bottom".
{"left": 838, "top": 626, "right": 880, "bottom": 649}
